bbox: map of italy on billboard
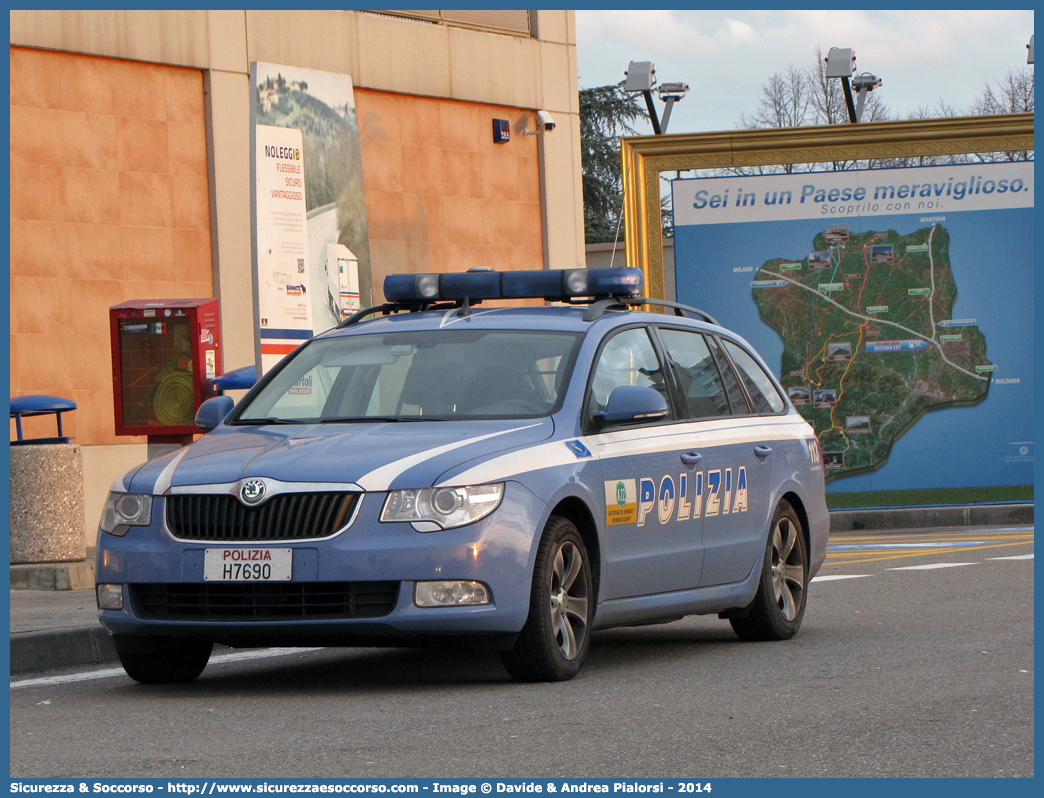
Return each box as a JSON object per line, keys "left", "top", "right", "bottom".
{"left": 672, "top": 162, "right": 1033, "bottom": 491}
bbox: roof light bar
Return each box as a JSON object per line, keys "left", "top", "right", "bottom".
{"left": 383, "top": 268, "right": 643, "bottom": 304}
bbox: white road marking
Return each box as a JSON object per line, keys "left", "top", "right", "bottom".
{"left": 887, "top": 562, "right": 978, "bottom": 571}
{"left": 10, "top": 647, "right": 323, "bottom": 690}
{"left": 811, "top": 574, "right": 871, "bottom": 582}
{"left": 988, "top": 553, "right": 1034, "bottom": 561}
{"left": 828, "top": 541, "right": 991, "bottom": 550}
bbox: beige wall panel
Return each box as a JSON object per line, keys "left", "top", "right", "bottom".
{"left": 245, "top": 10, "right": 360, "bottom": 80}
{"left": 446, "top": 27, "right": 542, "bottom": 109}
{"left": 355, "top": 13, "right": 451, "bottom": 100}
{"left": 532, "top": 10, "right": 574, "bottom": 45}
{"left": 538, "top": 42, "right": 578, "bottom": 115}
{"left": 566, "top": 45, "right": 581, "bottom": 115}
{"left": 207, "top": 10, "right": 248, "bottom": 74}
{"left": 540, "top": 111, "right": 585, "bottom": 270}
{"left": 80, "top": 443, "right": 149, "bottom": 548}
{"left": 10, "top": 10, "right": 211, "bottom": 69}
{"left": 205, "top": 69, "right": 254, "bottom": 374}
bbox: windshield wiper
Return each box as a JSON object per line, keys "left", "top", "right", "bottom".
{"left": 319, "top": 416, "right": 438, "bottom": 423}
{"left": 233, "top": 417, "right": 307, "bottom": 425}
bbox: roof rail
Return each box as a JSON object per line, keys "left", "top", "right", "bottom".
{"left": 338, "top": 301, "right": 468, "bottom": 327}
{"left": 583, "top": 297, "right": 719, "bottom": 326}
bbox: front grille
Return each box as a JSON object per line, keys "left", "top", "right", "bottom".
{"left": 130, "top": 582, "right": 400, "bottom": 621}
{"left": 166, "top": 492, "right": 358, "bottom": 542}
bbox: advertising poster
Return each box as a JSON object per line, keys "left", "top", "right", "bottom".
{"left": 250, "top": 62, "right": 372, "bottom": 374}
{"left": 671, "top": 162, "right": 1033, "bottom": 493}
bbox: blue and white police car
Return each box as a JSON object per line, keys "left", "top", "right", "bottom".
{"left": 96, "top": 267, "right": 829, "bottom": 683}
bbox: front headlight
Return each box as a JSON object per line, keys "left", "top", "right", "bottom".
{"left": 380, "top": 484, "right": 504, "bottom": 530}
{"left": 99, "top": 492, "right": 153, "bottom": 536}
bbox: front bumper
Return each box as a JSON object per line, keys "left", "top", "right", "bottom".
{"left": 96, "top": 482, "right": 544, "bottom": 644}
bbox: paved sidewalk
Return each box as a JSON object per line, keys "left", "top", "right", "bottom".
{"left": 8, "top": 503, "right": 1033, "bottom": 676}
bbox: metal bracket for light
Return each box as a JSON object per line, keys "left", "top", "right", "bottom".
{"left": 851, "top": 72, "right": 882, "bottom": 122}
{"left": 825, "top": 47, "right": 880, "bottom": 123}
{"left": 623, "top": 60, "right": 687, "bottom": 135}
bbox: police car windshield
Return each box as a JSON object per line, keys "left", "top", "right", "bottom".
{"left": 233, "top": 329, "right": 583, "bottom": 423}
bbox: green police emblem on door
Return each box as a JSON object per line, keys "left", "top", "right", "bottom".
{"left": 604, "top": 479, "right": 637, "bottom": 525}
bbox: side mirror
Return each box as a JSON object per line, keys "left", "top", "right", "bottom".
{"left": 195, "top": 395, "right": 235, "bottom": 433}
{"left": 593, "top": 385, "right": 669, "bottom": 428}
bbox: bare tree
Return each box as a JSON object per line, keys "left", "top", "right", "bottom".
{"left": 740, "top": 65, "right": 812, "bottom": 129}
{"left": 967, "top": 68, "right": 1034, "bottom": 161}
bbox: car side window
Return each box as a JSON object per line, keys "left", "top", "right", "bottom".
{"left": 657, "top": 328, "right": 732, "bottom": 419}
{"left": 706, "top": 336, "right": 750, "bottom": 414}
{"left": 721, "top": 339, "right": 786, "bottom": 413}
{"left": 588, "top": 327, "right": 671, "bottom": 419}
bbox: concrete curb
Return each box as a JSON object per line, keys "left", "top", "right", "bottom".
{"left": 10, "top": 626, "right": 118, "bottom": 675}
{"left": 10, "top": 561, "right": 95, "bottom": 591}
{"left": 829, "top": 503, "right": 1033, "bottom": 532}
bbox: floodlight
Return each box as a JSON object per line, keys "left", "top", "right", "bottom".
{"left": 1029, "top": 35, "right": 1034, "bottom": 65}
{"left": 657, "top": 82, "right": 689, "bottom": 97}
{"left": 851, "top": 73, "right": 881, "bottom": 123}
{"left": 824, "top": 47, "right": 856, "bottom": 78}
{"left": 624, "top": 61, "right": 656, "bottom": 92}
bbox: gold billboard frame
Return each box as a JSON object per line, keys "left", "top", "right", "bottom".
{"left": 621, "top": 112, "right": 1034, "bottom": 299}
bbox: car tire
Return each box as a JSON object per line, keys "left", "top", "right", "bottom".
{"left": 116, "top": 640, "right": 213, "bottom": 684}
{"left": 730, "top": 499, "right": 808, "bottom": 642}
{"left": 502, "top": 516, "right": 593, "bottom": 682}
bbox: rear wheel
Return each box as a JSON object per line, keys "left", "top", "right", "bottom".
{"left": 116, "top": 639, "right": 213, "bottom": 684}
{"left": 730, "top": 500, "right": 807, "bottom": 641}
{"left": 502, "top": 516, "right": 593, "bottom": 682}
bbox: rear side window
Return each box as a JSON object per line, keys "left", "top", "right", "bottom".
{"left": 657, "top": 328, "right": 731, "bottom": 419}
{"left": 721, "top": 339, "right": 786, "bottom": 413}
{"left": 706, "top": 335, "right": 749, "bottom": 415}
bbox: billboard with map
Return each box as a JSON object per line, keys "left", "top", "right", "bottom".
{"left": 671, "top": 162, "right": 1033, "bottom": 493}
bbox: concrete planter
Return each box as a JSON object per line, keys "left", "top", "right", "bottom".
{"left": 10, "top": 444, "right": 86, "bottom": 564}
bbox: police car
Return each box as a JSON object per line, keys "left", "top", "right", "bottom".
{"left": 96, "top": 267, "right": 829, "bottom": 684}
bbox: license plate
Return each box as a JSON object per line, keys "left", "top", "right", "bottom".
{"left": 203, "top": 548, "right": 293, "bottom": 581}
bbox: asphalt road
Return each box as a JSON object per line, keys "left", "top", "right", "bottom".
{"left": 10, "top": 526, "right": 1033, "bottom": 779}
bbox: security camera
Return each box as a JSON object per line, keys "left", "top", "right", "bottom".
{"left": 536, "top": 110, "right": 556, "bottom": 132}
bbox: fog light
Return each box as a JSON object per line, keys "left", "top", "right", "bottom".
{"left": 97, "top": 584, "right": 124, "bottom": 611}
{"left": 414, "top": 581, "right": 490, "bottom": 607}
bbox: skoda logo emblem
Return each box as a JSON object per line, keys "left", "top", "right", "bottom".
{"left": 240, "top": 479, "right": 266, "bottom": 505}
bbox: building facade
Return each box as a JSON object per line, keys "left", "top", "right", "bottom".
{"left": 9, "top": 9, "right": 584, "bottom": 547}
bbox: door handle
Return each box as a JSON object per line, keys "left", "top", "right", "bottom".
{"left": 753, "top": 445, "right": 773, "bottom": 459}
{"left": 680, "top": 452, "right": 703, "bottom": 467}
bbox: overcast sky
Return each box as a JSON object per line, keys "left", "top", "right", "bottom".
{"left": 575, "top": 10, "right": 1034, "bottom": 135}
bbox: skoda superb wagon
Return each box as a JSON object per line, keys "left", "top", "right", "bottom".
{"left": 96, "top": 267, "right": 829, "bottom": 683}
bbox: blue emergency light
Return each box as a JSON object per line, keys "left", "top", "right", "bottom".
{"left": 383, "top": 268, "right": 643, "bottom": 304}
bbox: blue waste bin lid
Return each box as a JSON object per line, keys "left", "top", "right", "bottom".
{"left": 10, "top": 395, "right": 78, "bottom": 415}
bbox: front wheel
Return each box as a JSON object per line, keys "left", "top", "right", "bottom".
{"left": 502, "top": 516, "right": 593, "bottom": 682}
{"left": 730, "top": 500, "right": 808, "bottom": 641}
{"left": 116, "top": 639, "right": 213, "bottom": 684}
